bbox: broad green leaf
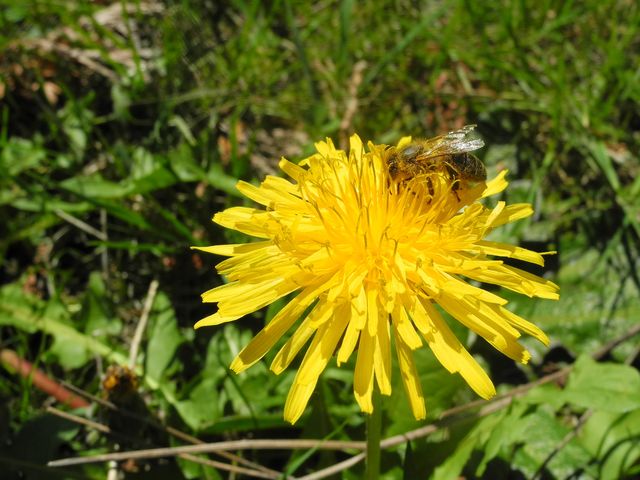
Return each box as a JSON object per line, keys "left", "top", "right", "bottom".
{"left": 165, "top": 330, "right": 231, "bottom": 429}
{"left": 60, "top": 174, "right": 130, "bottom": 198}
{"left": 520, "top": 383, "right": 566, "bottom": 410}
{"left": 579, "top": 409, "right": 640, "bottom": 480}
{"left": 129, "top": 166, "right": 177, "bottom": 194}
{"left": 81, "top": 271, "right": 121, "bottom": 338}
{"left": 510, "top": 408, "right": 593, "bottom": 479}
{"left": 173, "top": 377, "right": 220, "bottom": 431}
{"left": 168, "top": 142, "right": 205, "bottom": 182}
{"left": 0, "top": 282, "right": 128, "bottom": 366}
{"left": 145, "top": 292, "right": 183, "bottom": 387}
{"left": 46, "top": 297, "right": 91, "bottom": 369}
{"left": 0, "top": 413, "right": 80, "bottom": 475}
{"left": 476, "top": 402, "right": 530, "bottom": 475}
{"left": 60, "top": 164, "right": 177, "bottom": 200}
{"left": 562, "top": 355, "right": 640, "bottom": 412}
{"left": 432, "top": 411, "right": 505, "bottom": 480}
{"left": 206, "top": 162, "right": 244, "bottom": 197}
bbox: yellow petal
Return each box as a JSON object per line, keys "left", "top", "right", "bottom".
{"left": 394, "top": 326, "right": 426, "bottom": 419}
{"left": 474, "top": 241, "right": 545, "bottom": 266}
{"left": 482, "top": 170, "right": 508, "bottom": 197}
{"left": 418, "top": 299, "right": 496, "bottom": 399}
{"left": 194, "top": 312, "right": 242, "bottom": 329}
{"left": 391, "top": 303, "right": 422, "bottom": 350}
{"left": 292, "top": 310, "right": 349, "bottom": 385}
{"left": 209, "top": 279, "right": 299, "bottom": 318}
{"left": 349, "top": 134, "right": 364, "bottom": 162}
{"left": 462, "top": 263, "right": 559, "bottom": 299}
{"left": 373, "top": 313, "right": 392, "bottom": 395}
{"left": 496, "top": 305, "right": 550, "bottom": 345}
{"left": 270, "top": 315, "right": 316, "bottom": 375}
{"left": 284, "top": 382, "right": 315, "bottom": 424}
{"left": 230, "top": 275, "right": 335, "bottom": 373}
{"left": 278, "top": 158, "right": 308, "bottom": 183}
{"left": 438, "top": 294, "right": 531, "bottom": 363}
{"left": 191, "top": 241, "right": 273, "bottom": 256}
{"left": 366, "top": 287, "right": 379, "bottom": 337}
{"left": 337, "top": 317, "right": 360, "bottom": 365}
{"left": 354, "top": 330, "right": 375, "bottom": 413}
{"left": 352, "top": 287, "right": 367, "bottom": 330}
{"left": 483, "top": 203, "right": 533, "bottom": 228}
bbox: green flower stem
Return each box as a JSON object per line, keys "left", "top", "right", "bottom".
{"left": 365, "top": 390, "right": 382, "bottom": 480}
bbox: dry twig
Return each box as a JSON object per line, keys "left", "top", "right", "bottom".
{"left": 128, "top": 278, "right": 159, "bottom": 368}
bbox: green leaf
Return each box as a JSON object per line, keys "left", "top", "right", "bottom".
{"left": 110, "top": 83, "right": 132, "bottom": 121}
{"left": 129, "top": 165, "right": 177, "bottom": 194}
{"left": 59, "top": 99, "right": 94, "bottom": 160}
{"left": 476, "top": 402, "right": 530, "bottom": 475}
{"left": 520, "top": 383, "right": 566, "bottom": 410}
{"left": 81, "top": 271, "right": 121, "bottom": 339}
{"left": 7, "top": 196, "right": 93, "bottom": 213}
{"left": 0, "top": 282, "right": 128, "bottom": 367}
{"left": 0, "top": 413, "right": 80, "bottom": 475}
{"left": 562, "top": 355, "right": 640, "bottom": 412}
{"left": 432, "top": 411, "right": 505, "bottom": 480}
{"left": 173, "top": 377, "right": 220, "bottom": 431}
{"left": 60, "top": 173, "right": 130, "bottom": 199}
{"left": 198, "top": 413, "right": 287, "bottom": 436}
{"left": 509, "top": 408, "right": 593, "bottom": 479}
{"left": 46, "top": 299, "right": 91, "bottom": 369}
{"left": 176, "top": 446, "right": 223, "bottom": 480}
{"left": 206, "top": 162, "right": 243, "bottom": 197}
{"left": 0, "top": 137, "right": 46, "bottom": 176}
{"left": 579, "top": 409, "right": 640, "bottom": 480}
{"left": 92, "top": 198, "right": 155, "bottom": 231}
{"left": 59, "top": 163, "right": 177, "bottom": 200}
{"left": 145, "top": 292, "right": 183, "bottom": 388}
{"left": 168, "top": 115, "right": 196, "bottom": 146}
{"left": 168, "top": 142, "right": 205, "bottom": 182}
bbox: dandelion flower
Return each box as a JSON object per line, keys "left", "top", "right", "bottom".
{"left": 195, "top": 135, "right": 559, "bottom": 424}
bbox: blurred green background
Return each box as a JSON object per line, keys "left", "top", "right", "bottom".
{"left": 1, "top": 1, "right": 639, "bottom": 478}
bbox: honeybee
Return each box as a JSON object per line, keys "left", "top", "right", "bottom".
{"left": 385, "top": 125, "right": 486, "bottom": 191}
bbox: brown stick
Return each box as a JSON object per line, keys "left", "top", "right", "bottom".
{"left": 48, "top": 439, "right": 365, "bottom": 467}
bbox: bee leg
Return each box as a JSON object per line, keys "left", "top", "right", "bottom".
{"left": 451, "top": 181, "right": 461, "bottom": 202}
{"left": 426, "top": 177, "right": 434, "bottom": 197}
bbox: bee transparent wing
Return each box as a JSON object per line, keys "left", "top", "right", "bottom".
{"left": 420, "top": 125, "right": 485, "bottom": 157}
